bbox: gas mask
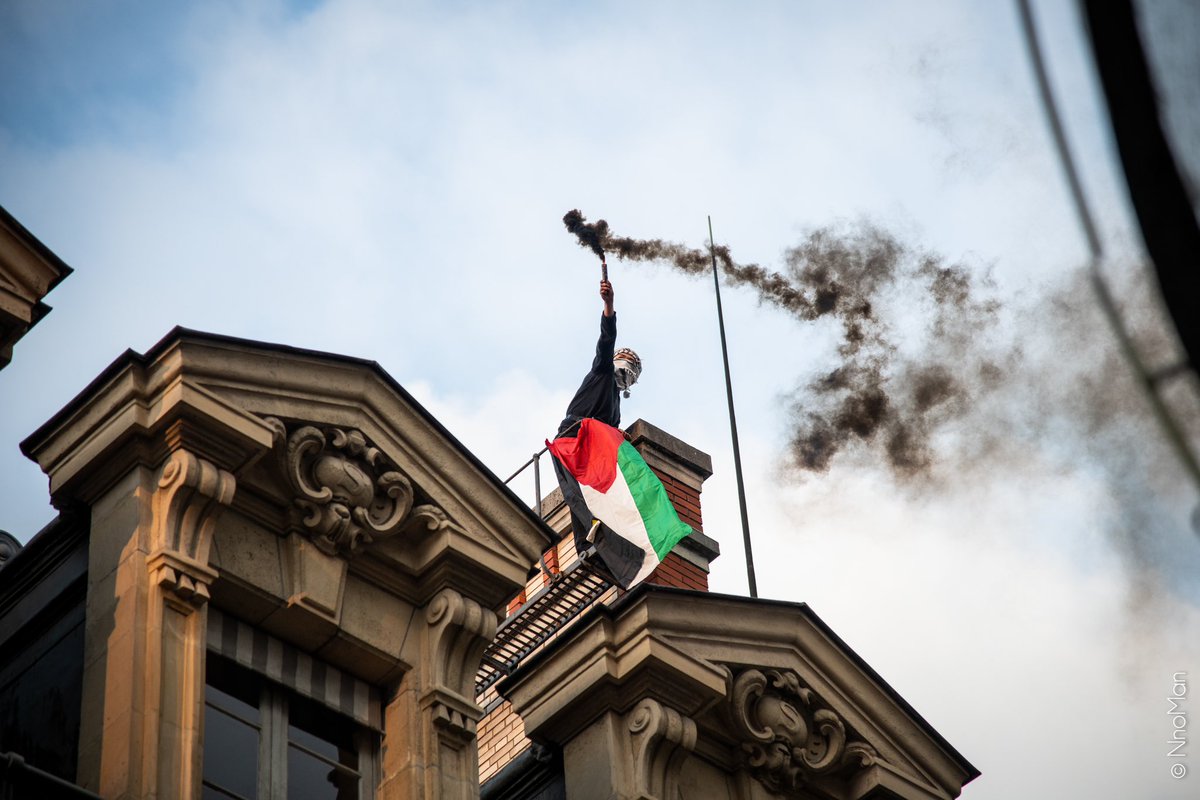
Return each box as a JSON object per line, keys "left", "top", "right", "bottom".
{"left": 615, "top": 364, "right": 636, "bottom": 397}
{"left": 613, "top": 348, "right": 642, "bottom": 398}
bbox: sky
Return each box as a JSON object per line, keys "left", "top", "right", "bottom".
{"left": 2, "top": 1, "right": 1198, "bottom": 797}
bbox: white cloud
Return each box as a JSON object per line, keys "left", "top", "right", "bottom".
{"left": 2, "top": 2, "right": 1197, "bottom": 797}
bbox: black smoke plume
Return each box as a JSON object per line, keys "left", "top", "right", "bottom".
{"left": 563, "top": 209, "right": 1003, "bottom": 481}
{"left": 562, "top": 209, "right": 609, "bottom": 261}
{"left": 565, "top": 210, "right": 1200, "bottom": 626}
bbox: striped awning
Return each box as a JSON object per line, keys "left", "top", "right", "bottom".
{"left": 206, "top": 607, "right": 383, "bottom": 731}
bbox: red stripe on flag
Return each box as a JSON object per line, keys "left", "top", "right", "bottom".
{"left": 546, "top": 419, "right": 626, "bottom": 493}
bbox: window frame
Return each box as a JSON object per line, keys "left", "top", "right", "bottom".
{"left": 203, "top": 654, "right": 378, "bottom": 800}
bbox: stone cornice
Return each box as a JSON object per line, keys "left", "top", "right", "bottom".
{"left": 24, "top": 327, "right": 555, "bottom": 615}
{"left": 616, "top": 588, "right": 975, "bottom": 785}
{"left": 23, "top": 328, "right": 552, "bottom": 572}
{"left": 0, "top": 205, "right": 73, "bottom": 292}
{"left": 21, "top": 355, "right": 273, "bottom": 505}
{"left": 501, "top": 586, "right": 978, "bottom": 800}
{"left": 0, "top": 204, "right": 73, "bottom": 369}
{"left": 498, "top": 602, "right": 729, "bottom": 743}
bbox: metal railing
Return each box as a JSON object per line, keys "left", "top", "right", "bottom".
{"left": 1, "top": 752, "right": 102, "bottom": 800}
{"left": 480, "top": 420, "right": 616, "bottom": 706}
{"left": 502, "top": 445, "right": 550, "bottom": 518}
{"left": 475, "top": 555, "right": 612, "bottom": 702}
{"left": 501, "top": 419, "right": 582, "bottom": 517}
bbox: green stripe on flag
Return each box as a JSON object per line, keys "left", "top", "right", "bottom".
{"left": 615, "top": 441, "right": 693, "bottom": 560}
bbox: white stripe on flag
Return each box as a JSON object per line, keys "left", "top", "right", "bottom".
{"left": 579, "top": 462, "right": 660, "bottom": 586}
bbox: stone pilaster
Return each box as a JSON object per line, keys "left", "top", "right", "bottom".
{"left": 78, "top": 450, "right": 234, "bottom": 800}
{"left": 380, "top": 587, "right": 498, "bottom": 800}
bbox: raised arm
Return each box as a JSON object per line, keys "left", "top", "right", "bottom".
{"left": 591, "top": 280, "right": 617, "bottom": 373}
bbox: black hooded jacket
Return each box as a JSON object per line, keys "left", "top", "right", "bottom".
{"left": 557, "top": 312, "right": 619, "bottom": 435}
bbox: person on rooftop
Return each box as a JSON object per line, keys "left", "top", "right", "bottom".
{"left": 551, "top": 279, "right": 644, "bottom": 583}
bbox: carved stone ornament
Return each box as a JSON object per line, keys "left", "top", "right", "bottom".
{"left": 148, "top": 449, "right": 235, "bottom": 608}
{"left": 268, "top": 418, "right": 415, "bottom": 555}
{"left": 422, "top": 588, "right": 500, "bottom": 746}
{"left": 626, "top": 698, "right": 697, "bottom": 800}
{"left": 729, "top": 668, "right": 877, "bottom": 796}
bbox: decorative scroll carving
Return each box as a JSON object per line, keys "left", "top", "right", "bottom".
{"left": 842, "top": 740, "right": 879, "bottom": 770}
{"left": 417, "top": 588, "right": 497, "bottom": 751}
{"left": 148, "top": 450, "right": 234, "bottom": 607}
{"left": 268, "top": 418, "right": 415, "bottom": 555}
{"left": 0, "top": 530, "right": 22, "bottom": 568}
{"left": 424, "top": 587, "right": 499, "bottom": 702}
{"left": 729, "top": 668, "right": 876, "bottom": 796}
{"left": 404, "top": 504, "right": 454, "bottom": 534}
{"left": 626, "top": 698, "right": 698, "bottom": 800}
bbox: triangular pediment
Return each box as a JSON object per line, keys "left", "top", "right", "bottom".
{"left": 636, "top": 589, "right": 977, "bottom": 800}
{"left": 501, "top": 586, "right": 977, "bottom": 800}
{"left": 22, "top": 327, "right": 554, "bottom": 607}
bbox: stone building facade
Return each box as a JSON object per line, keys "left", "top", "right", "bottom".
{"left": 8, "top": 327, "right": 559, "bottom": 799}
{"left": 0, "top": 213, "right": 976, "bottom": 799}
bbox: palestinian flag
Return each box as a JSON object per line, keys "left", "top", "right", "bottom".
{"left": 547, "top": 418, "right": 692, "bottom": 588}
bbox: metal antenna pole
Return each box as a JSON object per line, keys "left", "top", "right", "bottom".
{"left": 708, "top": 216, "right": 758, "bottom": 597}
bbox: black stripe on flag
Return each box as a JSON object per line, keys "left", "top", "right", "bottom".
{"left": 552, "top": 456, "right": 645, "bottom": 588}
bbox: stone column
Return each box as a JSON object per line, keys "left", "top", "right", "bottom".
{"left": 78, "top": 449, "right": 234, "bottom": 799}
{"left": 379, "top": 588, "right": 498, "bottom": 800}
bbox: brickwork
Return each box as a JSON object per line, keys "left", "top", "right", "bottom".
{"left": 656, "top": 470, "right": 704, "bottom": 531}
{"left": 541, "top": 545, "right": 560, "bottom": 582}
{"left": 505, "top": 589, "right": 526, "bottom": 617}
{"left": 556, "top": 528, "right": 578, "bottom": 566}
{"left": 478, "top": 697, "right": 530, "bottom": 782}
{"left": 645, "top": 551, "right": 709, "bottom": 591}
{"left": 508, "top": 534, "right": 577, "bottom": 621}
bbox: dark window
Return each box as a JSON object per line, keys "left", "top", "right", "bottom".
{"left": 203, "top": 654, "right": 375, "bottom": 800}
{"left": 286, "top": 693, "right": 362, "bottom": 800}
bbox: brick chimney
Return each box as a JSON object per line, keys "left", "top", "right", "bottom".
{"left": 624, "top": 419, "right": 720, "bottom": 590}
{"left": 527, "top": 418, "right": 719, "bottom": 601}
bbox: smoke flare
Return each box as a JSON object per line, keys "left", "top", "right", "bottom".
{"left": 563, "top": 209, "right": 1002, "bottom": 480}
